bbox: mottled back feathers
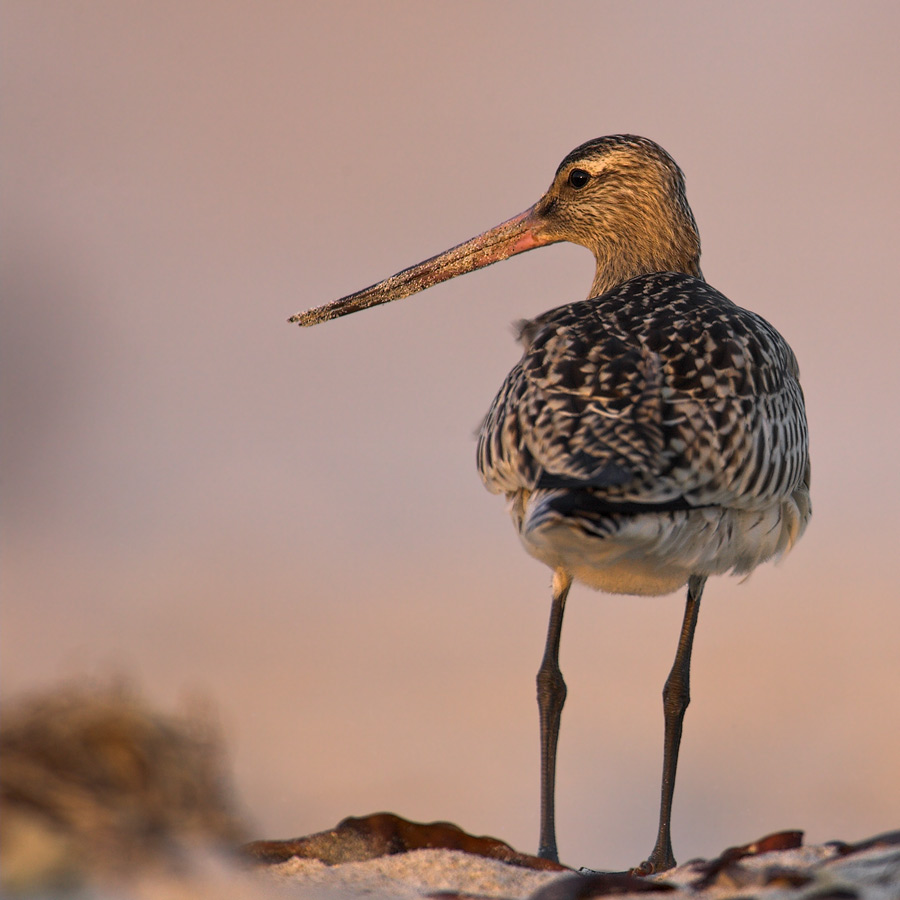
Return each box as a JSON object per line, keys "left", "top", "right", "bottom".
{"left": 477, "top": 271, "right": 809, "bottom": 517}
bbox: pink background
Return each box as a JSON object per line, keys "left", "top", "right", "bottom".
{"left": 3, "top": 1, "right": 899, "bottom": 868}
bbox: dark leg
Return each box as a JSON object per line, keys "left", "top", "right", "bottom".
{"left": 537, "top": 569, "right": 573, "bottom": 861}
{"left": 635, "top": 574, "right": 706, "bottom": 875}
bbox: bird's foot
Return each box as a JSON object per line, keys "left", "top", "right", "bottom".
{"left": 630, "top": 850, "right": 676, "bottom": 876}
{"left": 537, "top": 845, "right": 559, "bottom": 863}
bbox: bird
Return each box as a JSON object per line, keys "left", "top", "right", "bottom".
{"left": 290, "top": 134, "right": 811, "bottom": 873}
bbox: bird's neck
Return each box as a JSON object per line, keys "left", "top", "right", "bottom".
{"left": 588, "top": 251, "right": 703, "bottom": 298}
{"left": 587, "top": 192, "right": 704, "bottom": 298}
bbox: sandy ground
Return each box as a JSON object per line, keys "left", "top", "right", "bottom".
{"left": 10, "top": 838, "right": 893, "bottom": 900}
{"left": 2, "top": 684, "right": 898, "bottom": 898}
{"left": 264, "top": 841, "right": 900, "bottom": 900}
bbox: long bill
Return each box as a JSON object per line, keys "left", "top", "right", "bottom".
{"left": 290, "top": 204, "right": 557, "bottom": 327}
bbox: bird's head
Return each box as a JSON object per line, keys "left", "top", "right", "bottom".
{"left": 529, "top": 135, "right": 702, "bottom": 296}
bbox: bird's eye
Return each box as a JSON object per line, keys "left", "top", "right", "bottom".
{"left": 567, "top": 168, "right": 590, "bottom": 189}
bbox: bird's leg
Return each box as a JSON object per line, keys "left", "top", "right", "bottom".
{"left": 536, "top": 569, "right": 573, "bottom": 862}
{"left": 635, "top": 574, "right": 706, "bottom": 875}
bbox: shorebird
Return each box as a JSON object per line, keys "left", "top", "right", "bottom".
{"left": 291, "top": 135, "right": 811, "bottom": 872}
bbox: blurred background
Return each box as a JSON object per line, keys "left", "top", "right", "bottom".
{"left": 3, "top": 1, "right": 899, "bottom": 869}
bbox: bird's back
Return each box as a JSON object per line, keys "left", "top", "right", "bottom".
{"left": 477, "top": 272, "right": 811, "bottom": 595}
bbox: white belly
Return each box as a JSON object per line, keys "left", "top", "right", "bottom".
{"left": 511, "top": 488, "right": 810, "bottom": 597}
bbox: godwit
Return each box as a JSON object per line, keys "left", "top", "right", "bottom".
{"left": 291, "top": 135, "right": 811, "bottom": 872}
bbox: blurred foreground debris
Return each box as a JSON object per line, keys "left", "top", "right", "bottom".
{"left": 528, "top": 830, "right": 900, "bottom": 900}
{"left": 0, "top": 681, "right": 248, "bottom": 893}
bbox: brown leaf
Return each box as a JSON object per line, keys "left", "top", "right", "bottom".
{"left": 691, "top": 829, "right": 804, "bottom": 887}
{"left": 828, "top": 831, "right": 900, "bottom": 858}
{"left": 243, "top": 812, "right": 569, "bottom": 871}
